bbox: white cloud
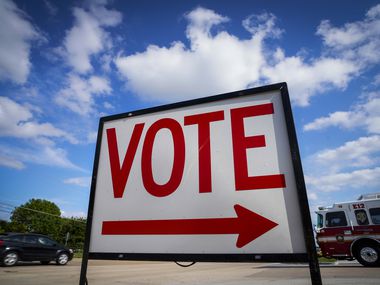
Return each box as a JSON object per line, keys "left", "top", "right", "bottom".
{"left": 242, "top": 12, "right": 283, "bottom": 38}
{"left": 89, "top": 75, "right": 112, "bottom": 93}
{"left": 316, "top": 4, "right": 380, "bottom": 66}
{"left": 100, "top": 54, "right": 112, "bottom": 72}
{"left": 103, "top": 101, "right": 113, "bottom": 109}
{"left": 0, "top": 0, "right": 41, "bottom": 84}
{"left": 0, "top": 96, "right": 84, "bottom": 171}
{"left": 63, "top": 176, "right": 91, "bottom": 188}
{"left": 262, "top": 55, "right": 357, "bottom": 106}
{"left": 55, "top": 74, "right": 111, "bottom": 115}
{"left": 185, "top": 6, "right": 229, "bottom": 44}
{"left": 61, "top": 210, "right": 87, "bottom": 218}
{"left": 308, "top": 192, "right": 318, "bottom": 201}
{"left": 0, "top": 154, "right": 25, "bottom": 170}
{"left": 0, "top": 144, "right": 82, "bottom": 170}
{"left": 115, "top": 7, "right": 359, "bottom": 106}
{"left": 306, "top": 167, "right": 380, "bottom": 192}
{"left": 62, "top": 1, "right": 122, "bottom": 73}
{"left": 0, "top": 96, "right": 77, "bottom": 143}
{"left": 57, "top": 0, "right": 118, "bottom": 115}
{"left": 86, "top": 131, "right": 98, "bottom": 143}
{"left": 304, "top": 92, "right": 380, "bottom": 133}
{"left": 312, "top": 135, "right": 380, "bottom": 172}
{"left": 305, "top": 135, "right": 380, "bottom": 193}
{"left": 115, "top": 8, "right": 273, "bottom": 102}
{"left": 373, "top": 74, "right": 380, "bottom": 86}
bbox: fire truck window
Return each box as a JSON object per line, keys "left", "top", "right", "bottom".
{"left": 317, "top": 214, "right": 323, "bottom": 228}
{"left": 355, "top": 210, "right": 369, "bottom": 225}
{"left": 369, "top": 208, "right": 380, "bottom": 224}
{"left": 326, "top": 211, "right": 347, "bottom": 227}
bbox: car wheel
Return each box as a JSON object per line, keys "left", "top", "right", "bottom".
{"left": 40, "top": 261, "right": 50, "bottom": 265}
{"left": 2, "top": 251, "right": 19, "bottom": 267}
{"left": 56, "top": 252, "right": 69, "bottom": 265}
{"left": 354, "top": 243, "right": 380, "bottom": 267}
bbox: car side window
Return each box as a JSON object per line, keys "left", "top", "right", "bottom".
{"left": 369, "top": 208, "right": 380, "bottom": 224}
{"left": 326, "top": 211, "right": 347, "bottom": 227}
{"left": 23, "top": 235, "right": 38, "bottom": 244}
{"left": 38, "top": 237, "right": 55, "bottom": 246}
{"left": 355, "top": 209, "right": 369, "bottom": 225}
{"left": 7, "top": 235, "right": 22, "bottom": 242}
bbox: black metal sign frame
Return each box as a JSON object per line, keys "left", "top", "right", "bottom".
{"left": 79, "top": 82, "right": 322, "bottom": 285}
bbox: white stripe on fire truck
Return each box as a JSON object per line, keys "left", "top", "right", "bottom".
{"left": 317, "top": 235, "right": 380, "bottom": 242}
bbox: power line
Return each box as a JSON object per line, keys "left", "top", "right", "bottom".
{"left": 0, "top": 201, "right": 86, "bottom": 224}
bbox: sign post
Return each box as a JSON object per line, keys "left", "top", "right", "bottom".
{"left": 80, "top": 82, "right": 322, "bottom": 284}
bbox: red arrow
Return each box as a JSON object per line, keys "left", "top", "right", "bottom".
{"left": 102, "top": 205, "right": 278, "bottom": 248}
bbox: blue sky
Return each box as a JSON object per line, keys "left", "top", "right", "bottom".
{"left": 0, "top": 0, "right": 379, "bottom": 220}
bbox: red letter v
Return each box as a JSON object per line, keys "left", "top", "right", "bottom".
{"left": 106, "top": 124, "right": 145, "bottom": 198}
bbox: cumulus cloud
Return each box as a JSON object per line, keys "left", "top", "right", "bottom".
{"left": 86, "top": 131, "right": 98, "bottom": 143}
{"left": 0, "top": 96, "right": 77, "bottom": 143}
{"left": 308, "top": 192, "right": 318, "bottom": 201}
{"left": 0, "top": 153, "right": 25, "bottom": 170}
{"left": 116, "top": 8, "right": 267, "bottom": 102}
{"left": 373, "top": 74, "right": 380, "bottom": 86}
{"left": 63, "top": 176, "right": 91, "bottom": 188}
{"left": 306, "top": 167, "right": 380, "bottom": 192}
{"left": 61, "top": 210, "right": 87, "bottom": 218}
{"left": 0, "top": 96, "right": 82, "bottom": 170}
{"left": 305, "top": 135, "right": 380, "bottom": 193}
{"left": 56, "top": 1, "right": 119, "bottom": 115}
{"left": 312, "top": 135, "right": 380, "bottom": 172}
{"left": 55, "top": 74, "right": 112, "bottom": 115}
{"left": 62, "top": 1, "right": 122, "bottom": 73}
{"left": 115, "top": 6, "right": 361, "bottom": 106}
{"left": 0, "top": 143, "right": 82, "bottom": 170}
{"left": 304, "top": 92, "right": 380, "bottom": 133}
{"left": 262, "top": 54, "right": 357, "bottom": 106}
{"left": 0, "top": 0, "right": 41, "bottom": 84}
{"left": 317, "top": 4, "right": 380, "bottom": 66}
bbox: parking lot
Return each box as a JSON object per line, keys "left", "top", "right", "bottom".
{"left": 1, "top": 259, "right": 380, "bottom": 285}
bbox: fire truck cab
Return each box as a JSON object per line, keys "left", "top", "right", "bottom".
{"left": 315, "top": 193, "right": 380, "bottom": 267}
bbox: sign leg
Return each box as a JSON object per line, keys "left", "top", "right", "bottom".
{"left": 309, "top": 254, "right": 322, "bottom": 285}
{"left": 79, "top": 250, "right": 89, "bottom": 285}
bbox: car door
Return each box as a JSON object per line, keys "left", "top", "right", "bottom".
{"left": 324, "top": 210, "right": 351, "bottom": 255}
{"left": 21, "top": 235, "right": 41, "bottom": 260}
{"left": 36, "top": 236, "right": 58, "bottom": 260}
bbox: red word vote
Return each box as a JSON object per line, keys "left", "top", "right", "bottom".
{"left": 106, "top": 103, "right": 286, "bottom": 198}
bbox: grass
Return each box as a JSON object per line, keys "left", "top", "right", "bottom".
{"left": 74, "top": 250, "right": 83, "bottom": 258}
{"left": 318, "top": 257, "right": 337, "bottom": 263}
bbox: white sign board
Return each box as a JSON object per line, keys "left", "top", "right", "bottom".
{"left": 87, "top": 84, "right": 310, "bottom": 260}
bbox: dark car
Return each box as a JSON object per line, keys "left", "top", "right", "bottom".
{"left": 0, "top": 233, "right": 73, "bottom": 266}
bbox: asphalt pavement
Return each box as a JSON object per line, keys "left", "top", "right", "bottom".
{"left": 0, "top": 259, "right": 379, "bottom": 285}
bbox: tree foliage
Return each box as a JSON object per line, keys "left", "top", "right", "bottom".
{"left": 60, "top": 217, "right": 86, "bottom": 249}
{"left": 10, "top": 199, "right": 61, "bottom": 240}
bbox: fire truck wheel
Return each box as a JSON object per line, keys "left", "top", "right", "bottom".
{"left": 354, "top": 243, "right": 380, "bottom": 267}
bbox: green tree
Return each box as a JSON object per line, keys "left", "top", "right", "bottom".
{"left": 60, "top": 217, "right": 86, "bottom": 250}
{"left": 1, "top": 220, "right": 27, "bottom": 233}
{"left": 10, "top": 199, "right": 61, "bottom": 240}
{"left": 0, "top": 220, "right": 9, "bottom": 233}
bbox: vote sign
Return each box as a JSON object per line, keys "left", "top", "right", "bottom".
{"left": 87, "top": 83, "right": 311, "bottom": 262}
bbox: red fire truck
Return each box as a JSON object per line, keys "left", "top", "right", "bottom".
{"left": 315, "top": 193, "right": 380, "bottom": 266}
